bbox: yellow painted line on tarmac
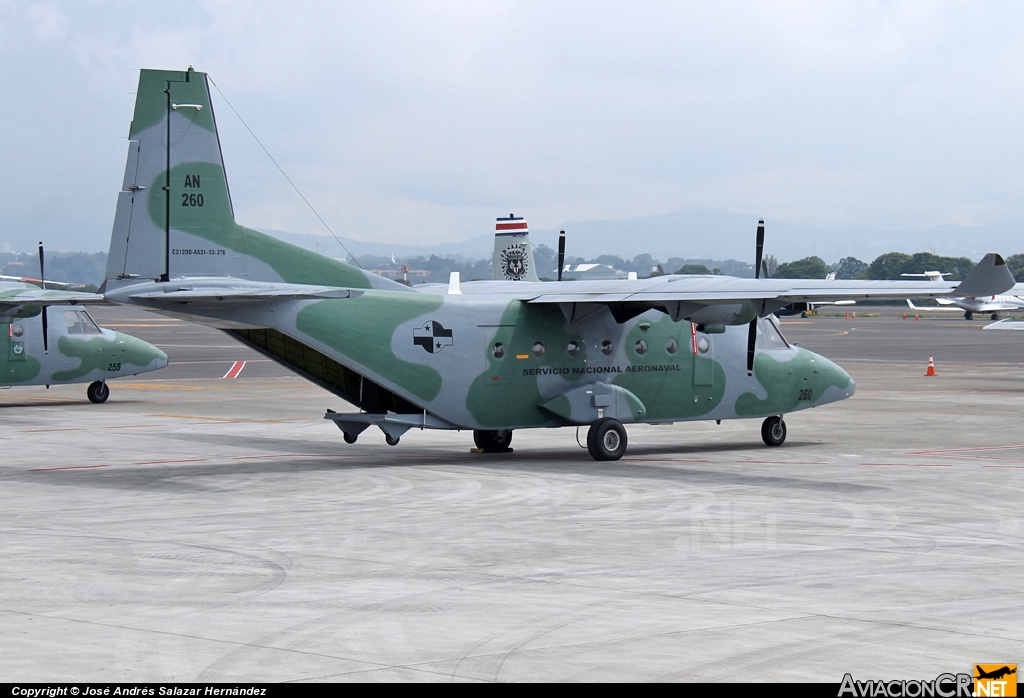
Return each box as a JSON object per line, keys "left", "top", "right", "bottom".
{"left": 148, "top": 413, "right": 306, "bottom": 423}
{"left": 19, "top": 427, "right": 85, "bottom": 433}
{"left": 0, "top": 396, "right": 81, "bottom": 402}
{"left": 113, "top": 383, "right": 208, "bottom": 391}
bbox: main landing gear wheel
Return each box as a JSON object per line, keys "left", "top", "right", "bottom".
{"left": 343, "top": 432, "right": 358, "bottom": 444}
{"left": 761, "top": 415, "right": 786, "bottom": 447}
{"left": 964, "top": 311, "right": 974, "bottom": 320}
{"left": 587, "top": 418, "right": 627, "bottom": 461}
{"left": 473, "top": 429, "right": 513, "bottom": 453}
{"left": 87, "top": 381, "right": 109, "bottom": 404}
{"left": 385, "top": 434, "right": 400, "bottom": 446}
{"left": 991, "top": 313, "right": 1000, "bottom": 321}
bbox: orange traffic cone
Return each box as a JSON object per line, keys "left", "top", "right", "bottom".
{"left": 925, "top": 355, "right": 936, "bottom": 376}
{"left": 852, "top": 312, "right": 856, "bottom": 319}
{"left": 915, "top": 314, "right": 919, "bottom": 321}
{"left": 845, "top": 311, "right": 849, "bottom": 318}
{"left": 903, "top": 313, "right": 907, "bottom": 319}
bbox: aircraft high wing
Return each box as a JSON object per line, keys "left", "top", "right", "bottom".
{"left": 99, "top": 67, "right": 1016, "bottom": 460}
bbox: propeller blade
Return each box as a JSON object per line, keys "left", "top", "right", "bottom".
{"left": 761, "top": 259, "right": 769, "bottom": 279}
{"left": 38, "top": 241, "right": 49, "bottom": 352}
{"left": 557, "top": 230, "right": 566, "bottom": 282}
{"left": 747, "top": 319, "right": 757, "bottom": 375}
{"left": 38, "top": 241, "right": 45, "bottom": 290}
{"left": 754, "top": 219, "right": 764, "bottom": 279}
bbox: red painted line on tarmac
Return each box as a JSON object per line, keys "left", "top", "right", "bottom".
{"left": 625, "top": 458, "right": 710, "bottom": 463}
{"left": 740, "top": 460, "right": 828, "bottom": 465}
{"left": 982, "top": 465, "right": 1024, "bottom": 469}
{"left": 29, "top": 464, "right": 110, "bottom": 472}
{"left": 134, "top": 458, "right": 208, "bottom": 465}
{"left": 222, "top": 361, "right": 246, "bottom": 379}
{"left": 232, "top": 453, "right": 349, "bottom": 460}
{"left": 860, "top": 463, "right": 952, "bottom": 467}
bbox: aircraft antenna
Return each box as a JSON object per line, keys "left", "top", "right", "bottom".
{"left": 206, "top": 76, "right": 364, "bottom": 269}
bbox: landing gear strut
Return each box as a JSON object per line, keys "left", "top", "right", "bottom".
{"left": 473, "top": 429, "right": 513, "bottom": 453}
{"left": 87, "top": 381, "right": 109, "bottom": 404}
{"left": 587, "top": 418, "right": 627, "bottom": 461}
{"left": 761, "top": 415, "right": 786, "bottom": 447}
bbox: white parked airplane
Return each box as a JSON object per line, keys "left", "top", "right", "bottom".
{"left": 904, "top": 271, "right": 1024, "bottom": 320}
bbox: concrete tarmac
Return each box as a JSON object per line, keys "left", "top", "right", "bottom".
{"left": 1, "top": 307, "right": 1022, "bottom": 682}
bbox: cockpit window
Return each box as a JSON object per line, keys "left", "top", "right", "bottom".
{"left": 765, "top": 316, "right": 790, "bottom": 350}
{"left": 64, "top": 310, "right": 102, "bottom": 335}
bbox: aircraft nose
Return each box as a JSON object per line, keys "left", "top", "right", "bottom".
{"left": 153, "top": 345, "right": 169, "bottom": 368}
{"left": 116, "top": 332, "right": 169, "bottom": 370}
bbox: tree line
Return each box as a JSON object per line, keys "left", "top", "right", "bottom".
{"left": 773, "top": 252, "right": 1024, "bottom": 281}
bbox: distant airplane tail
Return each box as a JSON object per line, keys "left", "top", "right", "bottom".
{"left": 102, "top": 67, "right": 399, "bottom": 293}
{"left": 491, "top": 214, "right": 540, "bottom": 281}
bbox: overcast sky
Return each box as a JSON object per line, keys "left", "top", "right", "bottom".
{"left": 2, "top": 1, "right": 1024, "bottom": 253}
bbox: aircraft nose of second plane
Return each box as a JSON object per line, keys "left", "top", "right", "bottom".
{"left": 115, "top": 332, "right": 169, "bottom": 372}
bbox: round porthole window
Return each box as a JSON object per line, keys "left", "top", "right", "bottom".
{"left": 11, "top": 325, "right": 24, "bottom": 337}
{"left": 492, "top": 342, "right": 505, "bottom": 358}
{"left": 601, "top": 340, "right": 614, "bottom": 356}
{"left": 567, "top": 340, "right": 581, "bottom": 357}
{"left": 532, "top": 342, "right": 545, "bottom": 358}
{"left": 697, "top": 336, "right": 710, "bottom": 354}
{"left": 666, "top": 338, "right": 678, "bottom": 355}
{"left": 635, "top": 339, "right": 648, "bottom": 355}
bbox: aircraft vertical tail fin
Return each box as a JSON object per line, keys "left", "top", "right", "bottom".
{"left": 103, "top": 67, "right": 397, "bottom": 293}
{"left": 491, "top": 214, "right": 540, "bottom": 281}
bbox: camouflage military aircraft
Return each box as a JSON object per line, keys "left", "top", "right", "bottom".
{"left": 2, "top": 273, "right": 168, "bottom": 402}
{"left": 99, "top": 68, "right": 1015, "bottom": 459}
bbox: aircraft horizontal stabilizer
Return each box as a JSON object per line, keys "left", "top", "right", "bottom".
{"left": 953, "top": 254, "right": 1014, "bottom": 297}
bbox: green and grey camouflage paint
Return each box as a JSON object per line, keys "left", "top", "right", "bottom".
{"left": 100, "top": 68, "right": 857, "bottom": 445}
{"left": 1, "top": 282, "right": 168, "bottom": 389}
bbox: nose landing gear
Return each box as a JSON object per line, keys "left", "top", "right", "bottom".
{"left": 87, "top": 380, "right": 109, "bottom": 404}
{"left": 761, "top": 415, "right": 787, "bottom": 446}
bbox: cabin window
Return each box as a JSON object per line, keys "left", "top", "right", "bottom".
{"left": 665, "top": 338, "right": 678, "bottom": 355}
{"left": 697, "top": 336, "right": 710, "bottom": 354}
{"left": 635, "top": 339, "right": 648, "bottom": 355}
{"left": 11, "top": 324, "right": 24, "bottom": 337}
{"left": 601, "top": 340, "right": 614, "bottom": 356}
{"left": 532, "top": 342, "right": 545, "bottom": 358}
{"left": 492, "top": 342, "right": 506, "bottom": 358}
{"left": 567, "top": 340, "right": 581, "bottom": 357}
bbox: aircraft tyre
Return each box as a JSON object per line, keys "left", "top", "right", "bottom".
{"left": 761, "top": 416, "right": 786, "bottom": 447}
{"left": 965, "top": 311, "right": 973, "bottom": 320}
{"left": 87, "top": 381, "right": 109, "bottom": 404}
{"left": 385, "top": 434, "right": 400, "bottom": 446}
{"left": 473, "top": 429, "right": 512, "bottom": 453}
{"left": 343, "top": 432, "right": 358, "bottom": 444}
{"left": 991, "top": 313, "right": 999, "bottom": 321}
{"left": 587, "top": 418, "right": 627, "bottom": 461}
